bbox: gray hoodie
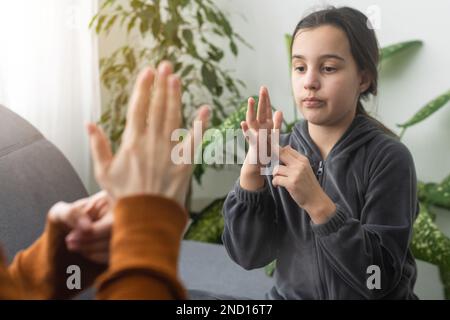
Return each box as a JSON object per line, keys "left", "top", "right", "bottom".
{"left": 222, "top": 114, "right": 419, "bottom": 300}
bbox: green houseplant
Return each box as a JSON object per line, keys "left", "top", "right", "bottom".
{"left": 90, "top": 0, "right": 250, "bottom": 150}
{"left": 186, "top": 38, "right": 450, "bottom": 299}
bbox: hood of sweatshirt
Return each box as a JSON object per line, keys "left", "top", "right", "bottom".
{"left": 290, "top": 113, "right": 386, "bottom": 166}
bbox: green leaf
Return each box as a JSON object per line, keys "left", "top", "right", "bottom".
{"left": 207, "top": 44, "right": 224, "bottom": 62}
{"left": 265, "top": 260, "right": 277, "bottom": 277}
{"left": 201, "top": 64, "right": 219, "bottom": 93}
{"left": 139, "top": 17, "right": 150, "bottom": 35}
{"left": 230, "top": 41, "right": 238, "bottom": 56}
{"left": 88, "top": 13, "right": 99, "bottom": 30}
{"left": 124, "top": 48, "right": 136, "bottom": 72}
{"left": 439, "top": 266, "right": 450, "bottom": 300}
{"left": 182, "top": 29, "right": 193, "bottom": 45}
{"left": 174, "top": 62, "right": 183, "bottom": 73}
{"left": 184, "top": 198, "right": 226, "bottom": 244}
{"left": 130, "top": 0, "right": 143, "bottom": 10}
{"left": 151, "top": 18, "right": 161, "bottom": 39}
{"left": 380, "top": 40, "right": 423, "bottom": 62}
{"left": 181, "top": 65, "right": 195, "bottom": 78}
{"left": 218, "top": 12, "right": 232, "bottom": 36}
{"left": 193, "top": 162, "right": 206, "bottom": 184}
{"left": 417, "top": 180, "right": 428, "bottom": 202}
{"left": 164, "top": 20, "right": 178, "bottom": 43}
{"left": 100, "top": 0, "right": 115, "bottom": 11}
{"left": 411, "top": 203, "right": 450, "bottom": 270}
{"left": 285, "top": 34, "right": 293, "bottom": 69}
{"left": 212, "top": 28, "right": 223, "bottom": 37}
{"left": 104, "top": 15, "right": 118, "bottom": 34}
{"left": 203, "top": 7, "right": 219, "bottom": 24}
{"left": 441, "top": 174, "right": 450, "bottom": 190}
{"left": 127, "top": 16, "right": 137, "bottom": 34}
{"left": 95, "top": 15, "right": 107, "bottom": 34}
{"left": 196, "top": 11, "right": 204, "bottom": 27}
{"left": 421, "top": 174, "right": 450, "bottom": 210}
{"left": 235, "top": 33, "right": 253, "bottom": 50}
{"left": 397, "top": 89, "right": 450, "bottom": 129}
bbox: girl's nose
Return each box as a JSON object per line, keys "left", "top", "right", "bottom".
{"left": 303, "top": 71, "right": 320, "bottom": 91}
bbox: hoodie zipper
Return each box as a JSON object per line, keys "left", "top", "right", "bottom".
{"left": 313, "top": 159, "right": 327, "bottom": 299}
{"left": 316, "top": 160, "right": 324, "bottom": 177}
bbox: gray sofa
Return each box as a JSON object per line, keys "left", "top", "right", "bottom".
{"left": 180, "top": 240, "right": 273, "bottom": 299}
{"left": 0, "top": 104, "right": 88, "bottom": 262}
{"left": 0, "top": 104, "right": 273, "bottom": 300}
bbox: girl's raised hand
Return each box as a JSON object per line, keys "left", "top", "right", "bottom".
{"left": 241, "top": 86, "right": 283, "bottom": 167}
{"left": 239, "top": 86, "right": 283, "bottom": 191}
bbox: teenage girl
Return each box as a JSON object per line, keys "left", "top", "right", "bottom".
{"left": 222, "top": 6, "right": 419, "bottom": 300}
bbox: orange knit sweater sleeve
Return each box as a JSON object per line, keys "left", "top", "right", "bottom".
{"left": 94, "top": 196, "right": 188, "bottom": 300}
{"left": 0, "top": 219, "right": 106, "bottom": 299}
{"left": 0, "top": 195, "right": 188, "bottom": 300}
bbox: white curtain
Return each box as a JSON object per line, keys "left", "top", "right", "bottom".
{"left": 0, "top": 0, "right": 101, "bottom": 192}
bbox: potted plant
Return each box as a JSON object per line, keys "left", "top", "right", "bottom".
{"left": 90, "top": 0, "right": 251, "bottom": 151}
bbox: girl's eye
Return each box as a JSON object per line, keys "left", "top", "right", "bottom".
{"left": 322, "top": 66, "right": 337, "bottom": 73}
{"left": 294, "top": 66, "right": 306, "bottom": 73}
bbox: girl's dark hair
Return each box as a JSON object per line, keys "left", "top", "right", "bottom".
{"left": 291, "top": 6, "right": 398, "bottom": 139}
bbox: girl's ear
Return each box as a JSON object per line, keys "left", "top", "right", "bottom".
{"left": 359, "top": 70, "right": 372, "bottom": 94}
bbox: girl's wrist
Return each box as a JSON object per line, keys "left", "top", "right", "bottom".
{"left": 240, "top": 164, "right": 265, "bottom": 191}
{"left": 305, "top": 193, "right": 337, "bottom": 225}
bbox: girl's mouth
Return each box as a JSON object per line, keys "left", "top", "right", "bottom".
{"left": 303, "top": 99, "right": 324, "bottom": 108}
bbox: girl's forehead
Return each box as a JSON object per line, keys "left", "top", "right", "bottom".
{"left": 292, "top": 25, "right": 351, "bottom": 59}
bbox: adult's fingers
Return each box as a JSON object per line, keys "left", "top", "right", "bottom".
{"left": 48, "top": 200, "right": 88, "bottom": 227}
{"left": 90, "top": 214, "right": 113, "bottom": 239}
{"left": 67, "top": 214, "right": 113, "bottom": 243}
{"left": 122, "top": 67, "right": 155, "bottom": 144}
{"left": 85, "top": 193, "right": 111, "bottom": 221}
{"left": 87, "top": 123, "right": 113, "bottom": 185}
{"left": 84, "top": 252, "right": 109, "bottom": 265}
{"left": 68, "top": 239, "right": 110, "bottom": 255}
{"left": 184, "top": 105, "right": 210, "bottom": 165}
{"left": 148, "top": 61, "right": 172, "bottom": 134}
{"left": 164, "top": 74, "right": 182, "bottom": 137}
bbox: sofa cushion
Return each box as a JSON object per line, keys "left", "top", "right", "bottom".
{"left": 179, "top": 240, "right": 274, "bottom": 299}
{"left": 0, "top": 105, "right": 88, "bottom": 261}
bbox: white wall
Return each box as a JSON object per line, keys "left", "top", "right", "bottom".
{"left": 98, "top": 0, "right": 450, "bottom": 299}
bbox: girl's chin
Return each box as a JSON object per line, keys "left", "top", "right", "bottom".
{"left": 300, "top": 107, "right": 326, "bottom": 122}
